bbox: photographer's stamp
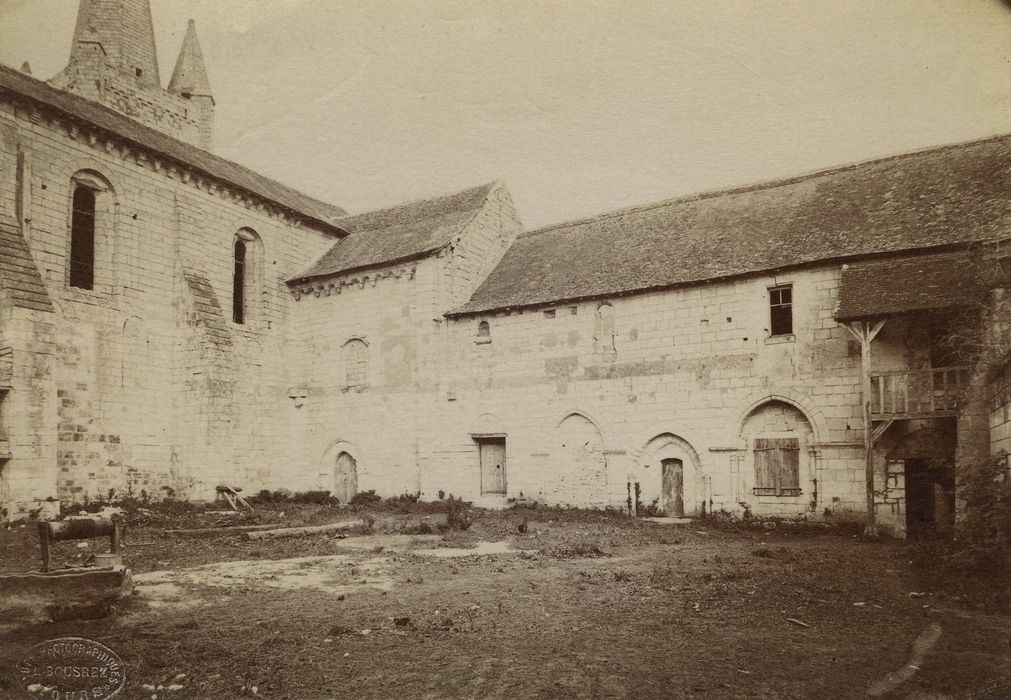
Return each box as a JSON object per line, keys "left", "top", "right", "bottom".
{"left": 17, "top": 637, "right": 125, "bottom": 700}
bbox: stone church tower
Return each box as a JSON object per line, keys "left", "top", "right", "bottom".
{"left": 49, "top": 0, "right": 216, "bottom": 151}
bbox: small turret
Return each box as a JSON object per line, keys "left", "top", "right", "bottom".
{"left": 169, "top": 20, "right": 215, "bottom": 151}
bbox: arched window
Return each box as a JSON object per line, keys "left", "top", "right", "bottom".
{"left": 343, "top": 339, "right": 368, "bottom": 389}
{"left": 232, "top": 228, "right": 261, "bottom": 325}
{"left": 233, "top": 238, "right": 247, "bottom": 324}
{"left": 69, "top": 185, "right": 96, "bottom": 289}
{"left": 477, "top": 321, "right": 490, "bottom": 338}
{"left": 742, "top": 400, "right": 813, "bottom": 498}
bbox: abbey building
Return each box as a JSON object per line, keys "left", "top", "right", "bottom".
{"left": 2, "top": 0, "right": 1009, "bottom": 538}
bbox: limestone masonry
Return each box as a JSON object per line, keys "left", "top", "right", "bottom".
{"left": 1, "top": 0, "right": 1009, "bottom": 538}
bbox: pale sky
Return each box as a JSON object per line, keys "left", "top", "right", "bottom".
{"left": 1, "top": 0, "right": 1009, "bottom": 228}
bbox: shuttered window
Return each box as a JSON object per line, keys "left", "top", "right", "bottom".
{"left": 753, "top": 437, "right": 801, "bottom": 496}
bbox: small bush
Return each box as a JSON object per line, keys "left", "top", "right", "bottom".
{"left": 637, "top": 498, "right": 662, "bottom": 518}
{"left": 349, "top": 490, "right": 382, "bottom": 507}
{"left": 444, "top": 495, "right": 473, "bottom": 530}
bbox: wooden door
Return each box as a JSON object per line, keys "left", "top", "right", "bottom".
{"left": 661, "top": 458, "right": 684, "bottom": 517}
{"left": 479, "top": 439, "right": 506, "bottom": 495}
{"left": 334, "top": 452, "right": 358, "bottom": 504}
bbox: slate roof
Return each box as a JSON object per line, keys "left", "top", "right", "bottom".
{"left": 451, "top": 133, "right": 1011, "bottom": 316}
{"left": 0, "top": 218, "right": 54, "bottom": 313}
{"left": 834, "top": 251, "right": 981, "bottom": 322}
{"left": 0, "top": 63, "right": 346, "bottom": 230}
{"left": 290, "top": 183, "right": 497, "bottom": 283}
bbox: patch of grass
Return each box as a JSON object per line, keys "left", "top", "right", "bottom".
{"left": 543, "top": 541, "right": 609, "bottom": 558}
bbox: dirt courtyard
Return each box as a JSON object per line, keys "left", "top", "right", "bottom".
{"left": 1, "top": 502, "right": 1009, "bottom": 699}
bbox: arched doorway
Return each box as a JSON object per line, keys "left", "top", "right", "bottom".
{"left": 334, "top": 452, "right": 358, "bottom": 504}
{"left": 637, "top": 433, "right": 702, "bottom": 517}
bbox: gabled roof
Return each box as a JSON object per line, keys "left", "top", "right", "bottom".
{"left": 0, "top": 219, "right": 53, "bottom": 313}
{"left": 289, "top": 183, "right": 497, "bottom": 284}
{"left": 0, "top": 63, "right": 346, "bottom": 231}
{"left": 451, "top": 133, "right": 1011, "bottom": 316}
{"left": 834, "top": 250, "right": 982, "bottom": 322}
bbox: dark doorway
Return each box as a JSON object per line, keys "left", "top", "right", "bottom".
{"left": 904, "top": 458, "right": 955, "bottom": 539}
{"left": 661, "top": 458, "right": 684, "bottom": 517}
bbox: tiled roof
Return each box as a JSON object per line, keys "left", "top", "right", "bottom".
{"left": 451, "top": 133, "right": 1011, "bottom": 316}
{"left": 0, "top": 218, "right": 54, "bottom": 313}
{"left": 0, "top": 63, "right": 346, "bottom": 230}
{"left": 834, "top": 250, "right": 981, "bottom": 322}
{"left": 290, "top": 183, "right": 497, "bottom": 283}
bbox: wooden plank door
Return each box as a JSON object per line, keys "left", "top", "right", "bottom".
{"left": 334, "top": 452, "right": 358, "bottom": 503}
{"left": 479, "top": 440, "right": 506, "bottom": 495}
{"left": 661, "top": 458, "right": 684, "bottom": 517}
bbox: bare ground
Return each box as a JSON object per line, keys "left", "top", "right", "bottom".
{"left": 1, "top": 504, "right": 1009, "bottom": 699}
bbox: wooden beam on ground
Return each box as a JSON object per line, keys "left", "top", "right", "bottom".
{"left": 169, "top": 523, "right": 295, "bottom": 538}
{"left": 241, "top": 520, "right": 365, "bottom": 541}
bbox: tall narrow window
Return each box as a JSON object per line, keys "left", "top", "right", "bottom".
{"left": 769, "top": 285, "right": 793, "bottom": 336}
{"left": 233, "top": 238, "right": 246, "bottom": 324}
{"left": 69, "top": 186, "right": 96, "bottom": 289}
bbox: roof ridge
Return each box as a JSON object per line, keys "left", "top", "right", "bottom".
{"left": 518, "top": 131, "right": 1011, "bottom": 241}
{"left": 336, "top": 181, "right": 497, "bottom": 222}
{"left": 0, "top": 62, "right": 346, "bottom": 228}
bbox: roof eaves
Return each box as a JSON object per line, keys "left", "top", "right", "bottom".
{"left": 447, "top": 241, "right": 978, "bottom": 318}
{"left": 286, "top": 245, "right": 446, "bottom": 286}
{"left": 0, "top": 65, "right": 346, "bottom": 235}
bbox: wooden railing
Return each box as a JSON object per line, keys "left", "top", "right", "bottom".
{"left": 0, "top": 347, "right": 11, "bottom": 387}
{"left": 870, "top": 366, "right": 971, "bottom": 419}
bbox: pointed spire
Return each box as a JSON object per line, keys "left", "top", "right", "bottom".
{"left": 67, "top": 0, "right": 160, "bottom": 88}
{"left": 20, "top": 62, "right": 32, "bottom": 75}
{"left": 169, "top": 20, "right": 214, "bottom": 102}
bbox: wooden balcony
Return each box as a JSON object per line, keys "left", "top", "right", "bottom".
{"left": 870, "top": 366, "right": 971, "bottom": 420}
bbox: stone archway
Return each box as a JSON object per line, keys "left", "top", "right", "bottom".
{"left": 552, "top": 412, "right": 607, "bottom": 507}
{"left": 636, "top": 434, "right": 704, "bottom": 517}
{"left": 319, "top": 440, "right": 361, "bottom": 504}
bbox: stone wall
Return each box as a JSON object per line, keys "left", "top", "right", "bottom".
{"left": 426, "top": 266, "right": 944, "bottom": 523}
{"left": 0, "top": 96, "right": 336, "bottom": 512}
{"left": 284, "top": 183, "right": 523, "bottom": 502}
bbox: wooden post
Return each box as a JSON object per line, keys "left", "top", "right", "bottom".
{"left": 847, "top": 320, "right": 885, "bottom": 537}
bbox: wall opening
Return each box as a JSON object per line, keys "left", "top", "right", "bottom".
{"left": 69, "top": 185, "right": 96, "bottom": 289}
{"left": 232, "top": 238, "right": 246, "bottom": 324}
